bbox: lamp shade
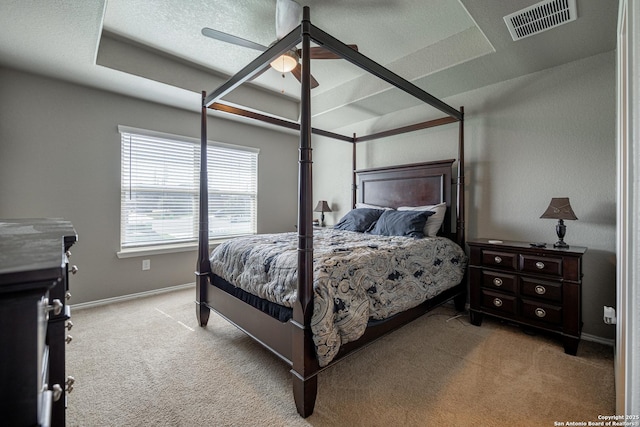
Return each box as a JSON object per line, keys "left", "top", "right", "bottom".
{"left": 314, "top": 200, "right": 332, "bottom": 213}
{"left": 540, "top": 198, "right": 577, "bottom": 220}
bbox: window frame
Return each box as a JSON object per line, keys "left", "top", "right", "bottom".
{"left": 117, "top": 125, "right": 259, "bottom": 257}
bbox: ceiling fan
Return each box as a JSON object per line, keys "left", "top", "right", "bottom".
{"left": 201, "top": 0, "right": 358, "bottom": 88}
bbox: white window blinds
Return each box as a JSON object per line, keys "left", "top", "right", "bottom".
{"left": 119, "top": 126, "right": 258, "bottom": 250}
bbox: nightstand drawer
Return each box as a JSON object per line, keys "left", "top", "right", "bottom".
{"left": 481, "top": 290, "right": 516, "bottom": 315}
{"left": 520, "top": 254, "right": 562, "bottom": 277}
{"left": 521, "top": 299, "right": 562, "bottom": 325}
{"left": 521, "top": 277, "right": 562, "bottom": 303}
{"left": 481, "top": 271, "right": 516, "bottom": 293}
{"left": 481, "top": 250, "right": 517, "bottom": 271}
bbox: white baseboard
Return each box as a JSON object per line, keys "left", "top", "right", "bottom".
{"left": 71, "top": 282, "right": 195, "bottom": 310}
{"left": 581, "top": 332, "right": 615, "bottom": 347}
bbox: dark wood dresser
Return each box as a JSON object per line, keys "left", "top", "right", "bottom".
{"left": 468, "top": 238, "right": 587, "bottom": 355}
{"left": 0, "top": 219, "right": 77, "bottom": 426}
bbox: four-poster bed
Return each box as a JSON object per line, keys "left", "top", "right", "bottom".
{"left": 195, "top": 6, "right": 466, "bottom": 417}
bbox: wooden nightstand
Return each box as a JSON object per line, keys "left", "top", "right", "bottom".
{"left": 468, "top": 239, "right": 587, "bottom": 355}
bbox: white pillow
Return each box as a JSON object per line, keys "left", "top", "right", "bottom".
{"left": 397, "top": 202, "right": 446, "bottom": 237}
{"left": 355, "top": 203, "right": 394, "bottom": 210}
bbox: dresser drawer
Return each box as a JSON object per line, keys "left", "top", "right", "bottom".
{"left": 520, "top": 254, "right": 562, "bottom": 277}
{"left": 521, "top": 299, "right": 562, "bottom": 325}
{"left": 481, "top": 271, "right": 517, "bottom": 293}
{"left": 481, "top": 250, "right": 518, "bottom": 271}
{"left": 481, "top": 290, "right": 517, "bottom": 315}
{"left": 521, "top": 277, "right": 562, "bottom": 303}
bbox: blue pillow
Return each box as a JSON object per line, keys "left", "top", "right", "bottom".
{"left": 334, "top": 208, "right": 385, "bottom": 232}
{"left": 368, "top": 209, "right": 434, "bottom": 238}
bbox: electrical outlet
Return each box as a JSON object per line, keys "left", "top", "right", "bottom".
{"left": 142, "top": 259, "right": 150, "bottom": 271}
{"left": 603, "top": 306, "right": 616, "bottom": 324}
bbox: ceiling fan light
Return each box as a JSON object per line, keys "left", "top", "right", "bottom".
{"left": 270, "top": 51, "right": 297, "bottom": 72}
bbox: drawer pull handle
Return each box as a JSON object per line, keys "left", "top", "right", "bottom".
{"left": 70, "top": 265, "right": 79, "bottom": 275}
{"left": 52, "top": 384, "right": 63, "bottom": 401}
{"left": 494, "top": 256, "right": 502, "bottom": 264}
{"left": 65, "top": 291, "right": 72, "bottom": 301}
{"left": 493, "top": 298, "right": 503, "bottom": 307}
{"left": 535, "top": 308, "right": 546, "bottom": 318}
{"left": 535, "top": 261, "right": 545, "bottom": 269}
{"left": 66, "top": 376, "right": 75, "bottom": 394}
{"left": 535, "top": 285, "right": 546, "bottom": 295}
{"left": 65, "top": 335, "right": 73, "bottom": 344}
{"left": 66, "top": 321, "right": 73, "bottom": 331}
{"left": 493, "top": 278, "right": 503, "bottom": 287}
{"left": 45, "top": 299, "right": 63, "bottom": 316}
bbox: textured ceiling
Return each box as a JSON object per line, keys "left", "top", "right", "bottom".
{"left": 0, "top": 0, "right": 619, "bottom": 131}
{"left": 102, "top": 0, "right": 476, "bottom": 96}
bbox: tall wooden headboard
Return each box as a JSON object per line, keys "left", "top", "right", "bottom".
{"left": 355, "top": 160, "right": 456, "bottom": 240}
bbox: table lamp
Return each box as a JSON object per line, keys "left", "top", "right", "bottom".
{"left": 313, "top": 200, "right": 332, "bottom": 227}
{"left": 540, "top": 197, "right": 578, "bottom": 248}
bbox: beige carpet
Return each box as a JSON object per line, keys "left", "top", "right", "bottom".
{"left": 67, "top": 286, "right": 614, "bottom": 426}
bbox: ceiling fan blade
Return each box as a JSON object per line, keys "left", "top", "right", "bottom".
{"left": 297, "top": 45, "right": 359, "bottom": 60}
{"left": 275, "top": 0, "right": 302, "bottom": 39}
{"left": 290, "top": 64, "right": 319, "bottom": 89}
{"left": 201, "top": 27, "right": 267, "bottom": 51}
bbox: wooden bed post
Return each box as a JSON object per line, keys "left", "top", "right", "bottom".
{"left": 352, "top": 134, "right": 357, "bottom": 208}
{"left": 291, "top": 6, "right": 319, "bottom": 418}
{"left": 454, "top": 106, "right": 466, "bottom": 312}
{"left": 457, "top": 106, "right": 465, "bottom": 248}
{"left": 196, "top": 91, "right": 211, "bottom": 327}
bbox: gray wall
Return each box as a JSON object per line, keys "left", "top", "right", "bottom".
{"left": 0, "top": 67, "right": 299, "bottom": 304}
{"left": 313, "top": 51, "right": 617, "bottom": 341}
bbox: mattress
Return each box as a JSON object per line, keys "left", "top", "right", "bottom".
{"left": 210, "top": 228, "right": 467, "bottom": 366}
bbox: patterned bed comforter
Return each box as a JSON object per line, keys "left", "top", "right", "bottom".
{"left": 210, "top": 228, "right": 467, "bottom": 366}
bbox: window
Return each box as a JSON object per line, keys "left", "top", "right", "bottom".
{"left": 119, "top": 126, "right": 258, "bottom": 251}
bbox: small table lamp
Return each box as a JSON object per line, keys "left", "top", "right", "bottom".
{"left": 313, "top": 200, "right": 332, "bottom": 227}
{"left": 540, "top": 197, "right": 578, "bottom": 248}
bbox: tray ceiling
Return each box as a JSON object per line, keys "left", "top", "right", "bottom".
{"left": 0, "top": 0, "right": 618, "bottom": 131}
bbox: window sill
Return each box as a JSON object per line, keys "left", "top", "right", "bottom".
{"left": 116, "top": 240, "right": 227, "bottom": 259}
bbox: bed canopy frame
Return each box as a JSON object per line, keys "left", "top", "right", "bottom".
{"left": 196, "top": 6, "right": 465, "bottom": 417}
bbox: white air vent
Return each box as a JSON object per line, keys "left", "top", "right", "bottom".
{"left": 504, "top": 0, "right": 577, "bottom": 41}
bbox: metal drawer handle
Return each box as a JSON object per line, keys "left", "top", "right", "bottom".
{"left": 52, "top": 384, "right": 63, "bottom": 402}
{"left": 70, "top": 265, "right": 79, "bottom": 275}
{"left": 493, "top": 298, "right": 503, "bottom": 307}
{"left": 45, "top": 298, "right": 63, "bottom": 316}
{"left": 65, "top": 335, "right": 73, "bottom": 344}
{"left": 66, "top": 321, "right": 73, "bottom": 331}
{"left": 493, "top": 278, "right": 503, "bottom": 287}
{"left": 494, "top": 256, "right": 502, "bottom": 264}
{"left": 535, "top": 261, "right": 545, "bottom": 269}
{"left": 66, "top": 376, "right": 75, "bottom": 394}
{"left": 535, "top": 308, "right": 546, "bottom": 318}
{"left": 535, "top": 285, "right": 546, "bottom": 295}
